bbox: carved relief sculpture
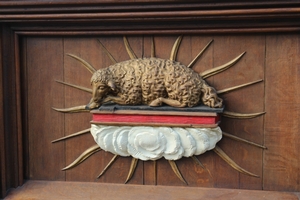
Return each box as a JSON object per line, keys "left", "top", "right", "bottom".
{"left": 52, "top": 36, "right": 266, "bottom": 183}
{"left": 87, "top": 57, "right": 222, "bottom": 109}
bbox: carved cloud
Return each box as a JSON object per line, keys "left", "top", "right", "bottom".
{"left": 91, "top": 124, "right": 222, "bottom": 161}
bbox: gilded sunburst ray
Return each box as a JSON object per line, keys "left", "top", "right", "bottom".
{"left": 67, "top": 53, "right": 96, "bottom": 73}
{"left": 62, "top": 144, "right": 101, "bottom": 171}
{"left": 97, "top": 155, "right": 118, "bottom": 179}
{"left": 55, "top": 80, "right": 92, "bottom": 93}
{"left": 187, "top": 39, "right": 213, "bottom": 68}
{"left": 123, "top": 36, "right": 137, "bottom": 60}
{"left": 52, "top": 128, "right": 91, "bottom": 143}
{"left": 97, "top": 39, "right": 117, "bottom": 64}
{"left": 170, "top": 36, "right": 183, "bottom": 61}
{"left": 200, "top": 52, "right": 246, "bottom": 79}
{"left": 125, "top": 158, "right": 139, "bottom": 184}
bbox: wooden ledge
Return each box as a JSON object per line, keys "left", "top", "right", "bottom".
{"left": 5, "top": 180, "right": 300, "bottom": 200}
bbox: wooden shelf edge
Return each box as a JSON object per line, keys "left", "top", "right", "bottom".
{"left": 4, "top": 180, "right": 300, "bottom": 200}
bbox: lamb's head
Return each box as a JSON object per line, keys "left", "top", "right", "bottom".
{"left": 86, "top": 69, "right": 116, "bottom": 110}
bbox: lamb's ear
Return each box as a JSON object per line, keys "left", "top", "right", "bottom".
{"left": 107, "top": 80, "right": 116, "bottom": 91}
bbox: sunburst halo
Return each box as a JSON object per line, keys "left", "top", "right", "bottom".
{"left": 52, "top": 36, "right": 265, "bottom": 184}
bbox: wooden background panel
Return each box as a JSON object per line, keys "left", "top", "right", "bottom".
{"left": 264, "top": 34, "right": 300, "bottom": 192}
{"left": 187, "top": 36, "right": 216, "bottom": 188}
{"left": 189, "top": 36, "right": 214, "bottom": 74}
{"left": 212, "top": 35, "right": 265, "bottom": 189}
{"left": 63, "top": 38, "right": 102, "bottom": 182}
{"left": 25, "top": 37, "right": 65, "bottom": 180}
{"left": 152, "top": 36, "right": 179, "bottom": 61}
{"left": 99, "top": 36, "right": 144, "bottom": 65}
{"left": 22, "top": 34, "right": 300, "bottom": 192}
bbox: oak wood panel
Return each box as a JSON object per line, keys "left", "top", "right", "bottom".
{"left": 143, "top": 159, "right": 156, "bottom": 185}
{"left": 151, "top": 36, "right": 179, "bottom": 61}
{"left": 1, "top": 1, "right": 300, "bottom": 198}
{"left": 20, "top": 34, "right": 300, "bottom": 192}
{"left": 25, "top": 37, "right": 65, "bottom": 180}
{"left": 213, "top": 35, "right": 265, "bottom": 190}
{"left": 63, "top": 38, "right": 102, "bottom": 182}
{"left": 189, "top": 36, "right": 214, "bottom": 74}
{"left": 264, "top": 34, "right": 300, "bottom": 191}
{"left": 187, "top": 36, "right": 216, "bottom": 188}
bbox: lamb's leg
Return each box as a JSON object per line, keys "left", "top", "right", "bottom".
{"left": 102, "top": 96, "right": 127, "bottom": 105}
{"left": 149, "top": 97, "right": 186, "bottom": 108}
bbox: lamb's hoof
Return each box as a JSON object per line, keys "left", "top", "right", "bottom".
{"left": 149, "top": 98, "right": 162, "bottom": 107}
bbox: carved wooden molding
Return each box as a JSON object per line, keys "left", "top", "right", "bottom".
{"left": 1, "top": 1, "right": 300, "bottom": 34}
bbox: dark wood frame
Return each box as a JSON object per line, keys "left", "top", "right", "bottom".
{"left": 1, "top": 1, "right": 300, "bottom": 198}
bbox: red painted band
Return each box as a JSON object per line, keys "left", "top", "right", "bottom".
{"left": 92, "top": 114, "right": 219, "bottom": 125}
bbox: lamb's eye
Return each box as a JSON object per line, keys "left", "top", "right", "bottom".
{"left": 98, "top": 86, "right": 105, "bottom": 90}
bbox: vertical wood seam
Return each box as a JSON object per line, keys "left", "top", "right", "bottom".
{"left": 24, "top": 35, "right": 29, "bottom": 180}
{"left": 14, "top": 32, "right": 24, "bottom": 186}
{"left": 296, "top": 35, "right": 300, "bottom": 191}
{"left": 212, "top": 35, "right": 215, "bottom": 188}
{"left": 62, "top": 37, "right": 66, "bottom": 181}
{"left": 262, "top": 34, "right": 267, "bottom": 190}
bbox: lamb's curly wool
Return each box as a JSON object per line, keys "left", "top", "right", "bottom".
{"left": 90, "top": 57, "right": 222, "bottom": 108}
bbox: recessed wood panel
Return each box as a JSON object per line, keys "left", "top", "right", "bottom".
{"left": 22, "top": 34, "right": 300, "bottom": 192}
{"left": 2, "top": 1, "right": 300, "bottom": 198}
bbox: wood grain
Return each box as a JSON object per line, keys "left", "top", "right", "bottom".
{"left": 5, "top": 180, "right": 300, "bottom": 200}
{"left": 26, "top": 37, "right": 65, "bottom": 180}
{"left": 63, "top": 38, "right": 102, "bottom": 182}
{"left": 212, "top": 35, "right": 265, "bottom": 190}
{"left": 1, "top": 1, "right": 300, "bottom": 198}
{"left": 187, "top": 36, "right": 216, "bottom": 188}
{"left": 264, "top": 34, "right": 300, "bottom": 191}
{"left": 14, "top": 34, "right": 300, "bottom": 194}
